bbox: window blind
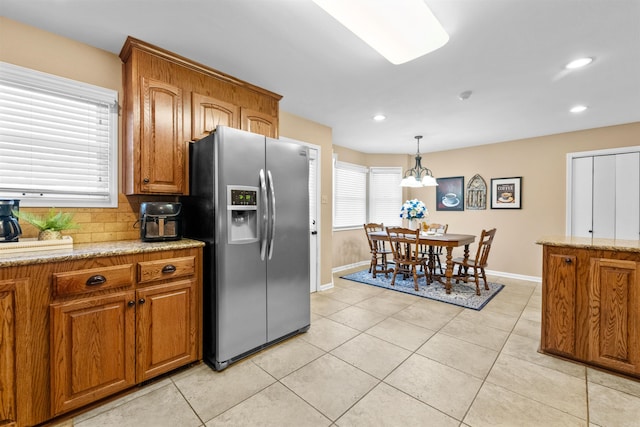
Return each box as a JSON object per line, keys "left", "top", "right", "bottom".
{"left": 369, "top": 167, "right": 402, "bottom": 226}
{"left": 0, "top": 61, "right": 118, "bottom": 207}
{"left": 333, "top": 160, "right": 367, "bottom": 228}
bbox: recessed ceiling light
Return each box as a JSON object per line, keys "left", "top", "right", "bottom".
{"left": 570, "top": 105, "right": 588, "bottom": 113}
{"left": 312, "top": 0, "right": 449, "bottom": 65}
{"left": 373, "top": 114, "right": 386, "bottom": 121}
{"left": 565, "top": 57, "right": 594, "bottom": 69}
{"left": 458, "top": 90, "right": 472, "bottom": 100}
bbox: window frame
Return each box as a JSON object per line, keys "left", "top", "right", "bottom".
{"left": 333, "top": 158, "right": 403, "bottom": 230}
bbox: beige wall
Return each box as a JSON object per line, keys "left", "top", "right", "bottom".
{"left": 333, "top": 122, "right": 640, "bottom": 278}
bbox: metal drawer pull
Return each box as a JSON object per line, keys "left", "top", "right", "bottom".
{"left": 138, "top": 298, "right": 146, "bottom": 305}
{"left": 128, "top": 300, "right": 136, "bottom": 307}
{"left": 162, "top": 264, "right": 177, "bottom": 274}
{"left": 86, "top": 275, "right": 107, "bottom": 286}
{"left": 564, "top": 258, "right": 572, "bottom": 264}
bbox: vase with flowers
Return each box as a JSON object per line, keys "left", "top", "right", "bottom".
{"left": 399, "top": 199, "right": 428, "bottom": 230}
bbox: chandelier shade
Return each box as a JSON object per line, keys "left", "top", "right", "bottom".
{"left": 400, "top": 136, "right": 438, "bottom": 187}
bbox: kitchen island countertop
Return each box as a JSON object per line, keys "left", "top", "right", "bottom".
{"left": 0, "top": 238, "right": 205, "bottom": 268}
{"left": 536, "top": 235, "right": 640, "bottom": 253}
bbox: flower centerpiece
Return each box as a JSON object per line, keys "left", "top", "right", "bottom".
{"left": 400, "top": 199, "right": 428, "bottom": 229}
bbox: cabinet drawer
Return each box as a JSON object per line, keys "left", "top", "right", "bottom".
{"left": 138, "top": 256, "right": 195, "bottom": 284}
{"left": 54, "top": 264, "right": 135, "bottom": 298}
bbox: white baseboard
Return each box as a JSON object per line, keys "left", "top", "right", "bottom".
{"left": 332, "top": 263, "right": 541, "bottom": 284}
{"left": 332, "top": 261, "right": 369, "bottom": 274}
{"left": 485, "top": 269, "right": 541, "bottom": 283}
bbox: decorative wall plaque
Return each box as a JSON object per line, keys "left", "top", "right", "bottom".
{"left": 466, "top": 174, "right": 487, "bottom": 210}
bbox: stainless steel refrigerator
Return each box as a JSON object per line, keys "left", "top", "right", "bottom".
{"left": 184, "top": 126, "right": 310, "bottom": 370}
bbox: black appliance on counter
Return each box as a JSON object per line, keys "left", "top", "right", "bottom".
{"left": 0, "top": 199, "right": 21, "bottom": 242}
{"left": 139, "top": 202, "right": 182, "bottom": 242}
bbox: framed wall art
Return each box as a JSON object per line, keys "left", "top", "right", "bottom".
{"left": 466, "top": 174, "right": 487, "bottom": 210}
{"left": 436, "top": 176, "right": 464, "bottom": 211}
{"left": 491, "top": 177, "right": 522, "bottom": 209}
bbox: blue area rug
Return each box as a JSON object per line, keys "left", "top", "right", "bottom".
{"left": 340, "top": 269, "right": 504, "bottom": 311}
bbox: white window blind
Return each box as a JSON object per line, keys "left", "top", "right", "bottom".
{"left": 333, "top": 159, "right": 367, "bottom": 228}
{"left": 0, "top": 61, "right": 118, "bottom": 207}
{"left": 369, "top": 167, "right": 402, "bottom": 226}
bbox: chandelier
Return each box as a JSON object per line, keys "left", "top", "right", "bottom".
{"left": 400, "top": 135, "right": 438, "bottom": 187}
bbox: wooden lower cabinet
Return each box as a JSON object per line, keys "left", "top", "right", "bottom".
{"left": 0, "top": 244, "right": 202, "bottom": 426}
{"left": 50, "top": 292, "right": 136, "bottom": 415}
{"left": 541, "top": 244, "right": 640, "bottom": 378}
{"left": 542, "top": 252, "right": 578, "bottom": 357}
{"left": 136, "top": 279, "right": 197, "bottom": 382}
{"left": 588, "top": 258, "right": 640, "bottom": 373}
{"left": 50, "top": 251, "right": 201, "bottom": 416}
{"left": 0, "top": 280, "right": 18, "bottom": 426}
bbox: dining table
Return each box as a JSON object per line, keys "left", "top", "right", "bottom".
{"left": 368, "top": 230, "right": 476, "bottom": 294}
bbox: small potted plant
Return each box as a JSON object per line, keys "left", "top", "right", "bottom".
{"left": 13, "top": 208, "right": 78, "bottom": 240}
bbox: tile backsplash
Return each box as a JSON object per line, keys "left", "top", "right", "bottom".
{"left": 17, "top": 194, "right": 178, "bottom": 243}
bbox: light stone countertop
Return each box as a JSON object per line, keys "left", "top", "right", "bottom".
{"left": 0, "top": 238, "right": 205, "bottom": 268}
{"left": 536, "top": 235, "right": 640, "bottom": 253}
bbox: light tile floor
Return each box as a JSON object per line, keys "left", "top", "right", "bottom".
{"left": 55, "top": 269, "right": 640, "bottom": 426}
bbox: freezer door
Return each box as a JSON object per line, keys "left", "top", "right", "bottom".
{"left": 215, "top": 126, "right": 268, "bottom": 363}
{"left": 266, "top": 139, "right": 310, "bottom": 341}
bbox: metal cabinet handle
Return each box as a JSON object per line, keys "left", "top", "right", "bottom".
{"left": 564, "top": 258, "right": 572, "bottom": 264}
{"left": 86, "top": 275, "right": 106, "bottom": 286}
{"left": 138, "top": 298, "right": 146, "bottom": 305}
{"left": 127, "top": 300, "right": 136, "bottom": 307}
{"left": 143, "top": 178, "right": 150, "bottom": 184}
{"left": 162, "top": 264, "right": 177, "bottom": 274}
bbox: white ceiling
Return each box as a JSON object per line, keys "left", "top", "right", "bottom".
{"left": 2, "top": 0, "right": 639, "bottom": 154}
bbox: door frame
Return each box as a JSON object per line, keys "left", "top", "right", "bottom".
{"left": 280, "top": 137, "right": 321, "bottom": 293}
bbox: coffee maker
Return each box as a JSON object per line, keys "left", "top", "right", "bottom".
{"left": 0, "top": 199, "right": 22, "bottom": 242}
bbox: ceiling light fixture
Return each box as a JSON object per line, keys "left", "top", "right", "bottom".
{"left": 570, "top": 105, "right": 588, "bottom": 113}
{"left": 373, "top": 114, "right": 386, "bottom": 121}
{"left": 400, "top": 136, "right": 438, "bottom": 187}
{"left": 565, "top": 57, "right": 594, "bottom": 69}
{"left": 311, "top": 0, "right": 449, "bottom": 65}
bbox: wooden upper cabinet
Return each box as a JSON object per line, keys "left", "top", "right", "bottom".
{"left": 241, "top": 107, "right": 278, "bottom": 138}
{"left": 120, "top": 37, "right": 281, "bottom": 195}
{"left": 191, "top": 93, "right": 239, "bottom": 141}
{"left": 140, "top": 77, "right": 185, "bottom": 194}
{"left": 588, "top": 258, "right": 640, "bottom": 374}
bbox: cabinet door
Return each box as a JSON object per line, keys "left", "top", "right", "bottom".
{"left": 0, "top": 280, "right": 17, "bottom": 426}
{"left": 570, "top": 156, "right": 593, "bottom": 238}
{"left": 191, "top": 93, "right": 239, "bottom": 140}
{"left": 542, "top": 252, "right": 578, "bottom": 356}
{"left": 588, "top": 258, "right": 640, "bottom": 374}
{"left": 50, "top": 292, "right": 136, "bottom": 415}
{"left": 136, "top": 279, "right": 197, "bottom": 382}
{"left": 615, "top": 153, "right": 640, "bottom": 240}
{"left": 140, "top": 77, "right": 185, "bottom": 194}
{"left": 241, "top": 108, "right": 278, "bottom": 138}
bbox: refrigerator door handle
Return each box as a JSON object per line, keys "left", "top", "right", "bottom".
{"left": 267, "top": 169, "right": 276, "bottom": 260}
{"left": 259, "top": 168, "right": 268, "bottom": 261}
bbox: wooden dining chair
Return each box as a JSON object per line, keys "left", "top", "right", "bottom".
{"left": 364, "top": 223, "right": 393, "bottom": 278}
{"left": 452, "top": 228, "right": 497, "bottom": 295}
{"left": 419, "top": 223, "right": 448, "bottom": 276}
{"left": 386, "top": 227, "right": 426, "bottom": 291}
